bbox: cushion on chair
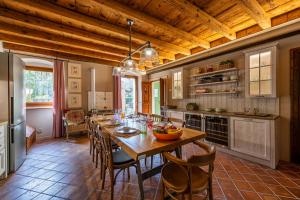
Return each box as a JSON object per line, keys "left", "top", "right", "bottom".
{"left": 113, "top": 149, "right": 134, "bottom": 165}
{"left": 161, "top": 162, "right": 209, "bottom": 193}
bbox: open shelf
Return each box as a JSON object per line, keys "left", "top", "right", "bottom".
{"left": 190, "top": 68, "right": 239, "bottom": 78}
{"left": 190, "top": 80, "right": 238, "bottom": 87}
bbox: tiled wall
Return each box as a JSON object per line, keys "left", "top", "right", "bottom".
{"left": 167, "top": 51, "right": 280, "bottom": 115}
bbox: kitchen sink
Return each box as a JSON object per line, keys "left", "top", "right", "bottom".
{"left": 233, "top": 112, "right": 271, "bottom": 117}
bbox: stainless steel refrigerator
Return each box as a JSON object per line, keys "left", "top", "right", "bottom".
{"left": 0, "top": 52, "right": 26, "bottom": 172}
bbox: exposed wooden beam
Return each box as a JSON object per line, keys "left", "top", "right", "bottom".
{"left": 0, "top": 22, "right": 134, "bottom": 59}
{"left": 164, "top": 0, "right": 236, "bottom": 40}
{"left": 0, "top": 7, "right": 175, "bottom": 60}
{"left": 3, "top": 43, "right": 119, "bottom": 66}
{"left": 91, "top": 0, "right": 210, "bottom": 48}
{"left": 237, "top": 0, "right": 271, "bottom": 29}
{"left": 0, "top": 32, "right": 127, "bottom": 62}
{"left": 3, "top": 0, "right": 191, "bottom": 55}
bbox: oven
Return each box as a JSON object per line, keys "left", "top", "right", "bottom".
{"left": 203, "top": 115, "right": 229, "bottom": 147}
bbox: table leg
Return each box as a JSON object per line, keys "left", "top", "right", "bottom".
{"left": 136, "top": 160, "right": 145, "bottom": 200}
{"left": 175, "top": 146, "right": 182, "bottom": 158}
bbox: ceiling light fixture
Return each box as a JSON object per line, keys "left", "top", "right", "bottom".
{"left": 112, "top": 19, "right": 159, "bottom": 76}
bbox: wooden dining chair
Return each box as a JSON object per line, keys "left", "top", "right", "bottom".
{"left": 97, "top": 127, "right": 143, "bottom": 200}
{"left": 137, "top": 112, "right": 148, "bottom": 118}
{"left": 150, "top": 114, "right": 164, "bottom": 122}
{"left": 161, "top": 141, "right": 216, "bottom": 200}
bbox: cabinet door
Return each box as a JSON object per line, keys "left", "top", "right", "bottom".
{"left": 170, "top": 111, "right": 184, "bottom": 120}
{"left": 172, "top": 70, "right": 183, "bottom": 99}
{"left": 230, "top": 117, "right": 271, "bottom": 160}
{"left": 0, "top": 149, "right": 5, "bottom": 176}
{"left": 105, "top": 92, "right": 113, "bottom": 110}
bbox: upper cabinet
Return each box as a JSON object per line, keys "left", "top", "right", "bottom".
{"left": 245, "top": 44, "right": 278, "bottom": 98}
{"left": 172, "top": 69, "right": 185, "bottom": 99}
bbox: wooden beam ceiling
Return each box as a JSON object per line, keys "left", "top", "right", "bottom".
{"left": 164, "top": 0, "right": 236, "bottom": 40}
{"left": 0, "top": 33, "right": 131, "bottom": 62}
{"left": 0, "top": 0, "right": 298, "bottom": 67}
{"left": 0, "top": 7, "right": 174, "bottom": 60}
{"left": 91, "top": 0, "right": 210, "bottom": 48}
{"left": 237, "top": 0, "right": 272, "bottom": 29}
{"left": 3, "top": 0, "right": 191, "bottom": 55}
{"left": 3, "top": 43, "right": 119, "bottom": 66}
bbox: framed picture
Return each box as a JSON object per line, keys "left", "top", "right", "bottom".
{"left": 68, "top": 63, "right": 81, "bottom": 78}
{"left": 68, "top": 94, "right": 82, "bottom": 108}
{"left": 68, "top": 78, "right": 81, "bottom": 93}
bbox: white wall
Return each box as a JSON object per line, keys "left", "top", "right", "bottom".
{"left": 26, "top": 108, "right": 53, "bottom": 140}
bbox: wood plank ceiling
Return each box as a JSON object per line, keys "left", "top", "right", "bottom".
{"left": 0, "top": 0, "right": 299, "bottom": 67}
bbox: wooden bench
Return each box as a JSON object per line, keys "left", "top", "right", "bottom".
{"left": 26, "top": 125, "right": 36, "bottom": 154}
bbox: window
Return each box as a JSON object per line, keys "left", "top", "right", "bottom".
{"left": 25, "top": 66, "right": 53, "bottom": 107}
{"left": 121, "top": 76, "right": 137, "bottom": 114}
{"left": 172, "top": 70, "right": 183, "bottom": 99}
{"left": 245, "top": 45, "right": 277, "bottom": 97}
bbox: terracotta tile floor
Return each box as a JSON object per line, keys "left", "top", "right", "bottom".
{"left": 1, "top": 136, "right": 300, "bottom": 200}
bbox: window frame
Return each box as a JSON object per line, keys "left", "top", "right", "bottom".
{"left": 244, "top": 44, "right": 277, "bottom": 98}
{"left": 25, "top": 66, "right": 54, "bottom": 108}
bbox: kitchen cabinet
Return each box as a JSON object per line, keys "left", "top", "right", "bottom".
{"left": 0, "top": 122, "right": 7, "bottom": 179}
{"left": 244, "top": 43, "right": 277, "bottom": 97}
{"left": 172, "top": 68, "right": 188, "bottom": 99}
{"left": 88, "top": 91, "right": 113, "bottom": 110}
{"left": 230, "top": 117, "right": 278, "bottom": 168}
{"left": 165, "top": 110, "right": 184, "bottom": 120}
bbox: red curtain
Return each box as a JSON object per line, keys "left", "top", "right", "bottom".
{"left": 52, "top": 60, "right": 65, "bottom": 138}
{"left": 113, "top": 76, "right": 122, "bottom": 111}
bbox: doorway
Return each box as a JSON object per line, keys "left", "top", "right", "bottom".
{"left": 151, "top": 81, "right": 160, "bottom": 115}
{"left": 290, "top": 48, "right": 300, "bottom": 163}
{"left": 121, "top": 76, "right": 137, "bottom": 115}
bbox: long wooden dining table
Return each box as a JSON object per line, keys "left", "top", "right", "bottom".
{"left": 96, "top": 117, "right": 206, "bottom": 200}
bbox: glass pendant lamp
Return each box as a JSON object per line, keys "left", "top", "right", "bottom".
{"left": 140, "top": 43, "right": 160, "bottom": 68}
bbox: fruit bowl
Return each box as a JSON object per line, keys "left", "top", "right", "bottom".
{"left": 153, "top": 128, "right": 183, "bottom": 141}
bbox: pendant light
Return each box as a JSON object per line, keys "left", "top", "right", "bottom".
{"left": 112, "top": 19, "right": 159, "bottom": 76}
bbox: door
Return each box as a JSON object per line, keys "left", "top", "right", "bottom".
{"left": 230, "top": 117, "right": 271, "bottom": 160}
{"left": 291, "top": 48, "right": 300, "bottom": 163}
{"left": 9, "top": 121, "right": 26, "bottom": 172}
{"left": 160, "top": 78, "right": 165, "bottom": 108}
{"left": 10, "top": 54, "right": 25, "bottom": 125}
{"left": 142, "top": 82, "right": 150, "bottom": 113}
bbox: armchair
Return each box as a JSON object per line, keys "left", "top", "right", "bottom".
{"left": 63, "top": 109, "right": 88, "bottom": 140}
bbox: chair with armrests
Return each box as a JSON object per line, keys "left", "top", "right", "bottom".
{"left": 161, "top": 141, "right": 216, "bottom": 200}
{"left": 63, "top": 109, "right": 88, "bottom": 140}
{"left": 97, "top": 126, "right": 143, "bottom": 200}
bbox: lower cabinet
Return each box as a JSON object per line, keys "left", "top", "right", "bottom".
{"left": 165, "top": 111, "right": 184, "bottom": 120}
{"left": 0, "top": 122, "right": 7, "bottom": 179}
{"left": 230, "top": 117, "right": 278, "bottom": 168}
{"left": 0, "top": 149, "right": 5, "bottom": 176}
